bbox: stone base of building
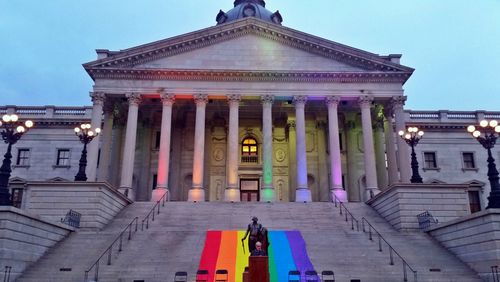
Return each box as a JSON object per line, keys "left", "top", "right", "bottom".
{"left": 366, "top": 183, "right": 471, "bottom": 231}
{"left": 151, "top": 187, "right": 169, "bottom": 202}
{"left": 188, "top": 188, "right": 205, "bottom": 202}
{"left": 427, "top": 209, "right": 500, "bottom": 280}
{"left": 0, "top": 206, "right": 74, "bottom": 281}
{"left": 295, "top": 188, "right": 312, "bottom": 202}
{"left": 224, "top": 188, "right": 241, "bottom": 202}
{"left": 19, "top": 181, "right": 132, "bottom": 230}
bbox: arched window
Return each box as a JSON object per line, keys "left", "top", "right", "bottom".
{"left": 241, "top": 137, "right": 258, "bottom": 163}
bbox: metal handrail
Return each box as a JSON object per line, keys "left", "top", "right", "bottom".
{"left": 361, "top": 217, "right": 418, "bottom": 282}
{"left": 84, "top": 216, "right": 139, "bottom": 282}
{"left": 331, "top": 194, "right": 359, "bottom": 231}
{"left": 141, "top": 192, "right": 168, "bottom": 231}
{"left": 3, "top": 266, "right": 12, "bottom": 282}
{"left": 492, "top": 266, "right": 499, "bottom": 282}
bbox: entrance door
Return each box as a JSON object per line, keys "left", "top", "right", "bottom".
{"left": 240, "top": 179, "right": 260, "bottom": 202}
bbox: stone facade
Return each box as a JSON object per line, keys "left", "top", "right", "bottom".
{"left": 0, "top": 8, "right": 498, "bottom": 209}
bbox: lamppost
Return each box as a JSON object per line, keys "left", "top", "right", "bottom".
{"left": 399, "top": 126, "right": 425, "bottom": 183}
{"left": 0, "top": 114, "right": 34, "bottom": 205}
{"left": 467, "top": 119, "right": 500, "bottom": 209}
{"left": 74, "top": 123, "right": 100, "bottom": 181}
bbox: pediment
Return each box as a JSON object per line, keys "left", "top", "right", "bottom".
{"left": 84, "top": 18, "right": 413, "bottom": 83}
{"left": 133, "top": 34, "right": 365, "bottom": 72}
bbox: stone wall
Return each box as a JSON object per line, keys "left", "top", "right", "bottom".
{"left": 0, "top": 206, "right": 73, "bottom": 281}
{"left": 21, "top": 182, "right": 132, "bottom": 230}
{"left": 427, "top": 209, "right": 500, "bottom": 280}
{"left": 367, "top": 183, "right": 471, "bottom": 231}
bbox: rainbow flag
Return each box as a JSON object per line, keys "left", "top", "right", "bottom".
{"left": 197, "top": 230, "right": 316, "bottom": 282}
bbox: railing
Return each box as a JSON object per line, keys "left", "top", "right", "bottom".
{"left": 141, "top": 192, "right": 168, "bottom": 231}
{"left": 54, "top": 108, "right": 87, "bottom": 115}
{"left": 408, "top": 112, "right": 439, "bottom": 119}
{"left": 447, "top": 113, "right": 476, "bottom": 119}
{"left": 492, "top": 266, "right": 499, "bottom": 282}
{"left": 3, "top": 266, "right": 12, "bottom": 282}
{"left": 486, "top": 114, "right": 500, "bottom": 119}
{"left": 84, "top": 216, "right": 139, "bottom": 282}
{"left": 361, "top": 217, "right": 418, "bottom": 282}
{"left": 241, "top": 155, "right": 258, "bottom": 164}
{"left": 15, "top": 108, "right": 47, "bottom": 115}
{"left": 331, "top": 195, "right": 359, "bottom": 231}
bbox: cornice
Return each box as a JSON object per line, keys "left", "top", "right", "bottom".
{"left": 87, "top": 68, "right": 411, "bottom": 83}
{"left": 84, "top": 18, "right": 413, "bottom": 81}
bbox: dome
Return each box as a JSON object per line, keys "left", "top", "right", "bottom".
{"left": 216, "top": 0, "right": 283, "bottom": 25}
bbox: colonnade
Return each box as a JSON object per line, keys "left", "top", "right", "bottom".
{"left": 87, "top": 91, "right": 411, "bottom": 202}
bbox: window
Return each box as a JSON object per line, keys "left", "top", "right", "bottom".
{"left": 423, "top": 152, "right": 437, "bottom": 169}
{"left": 468, "top": 191, "right": 481, "bottom": 214}
{"left": 16, "top": 149, "right": 30, "bottom": 166}
{"left": 56, "top": 149, "right": 71, "bottom": 166}
{"left": 462, "top": 152, "right": 476, "bottom": 169}
{"left": 241, "top": 137, "right": 258, "bottom": 163}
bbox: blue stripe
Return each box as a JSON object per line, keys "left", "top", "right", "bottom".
{"left": 269, "top": 231, "right": 297, "bottom": 282}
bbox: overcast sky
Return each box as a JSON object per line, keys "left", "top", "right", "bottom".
{"left": 0, "top": 0, "right": 499, "bottom": 111}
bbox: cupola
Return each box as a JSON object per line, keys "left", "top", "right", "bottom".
{"left": 216, "top": 0, "right": 283, "bottom": 25}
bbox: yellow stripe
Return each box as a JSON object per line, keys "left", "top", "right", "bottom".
{"left": 235, "top": 231, "right": 250, "bottom": 282}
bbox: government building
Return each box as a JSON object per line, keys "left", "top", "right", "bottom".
{"left": 1, "top": 1, "right": 499, "bottom": 281}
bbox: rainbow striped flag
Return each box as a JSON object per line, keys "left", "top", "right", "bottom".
{"left": 197, "top": 230, "right": 316, "bottom": 282}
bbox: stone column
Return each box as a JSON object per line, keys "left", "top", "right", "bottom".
{"left": 119, "top": 93, "right": 142, "bottom": 200}
{"left": 373, "top": 115, "right": 389, "bottom": 190}
{"left": 261, "top": 95, "right": 275, "bottom": 202}
{"left": 316, "top": 119, "right": 329, "bottom": 202}
{"left": 391, "top": 96, "right": 411, "bottom": 182}
{"left": 287, "top": 120, "right": 297, "bottom": 202}
{"left": 293, "top": 95, "right": 311, "bottom": 202}
{"left": 345, "top": 114, "right": 360, "bottom": 202}
{"left": 153, "top": 91, "right": 175, "bottom": 202}
{"left": 97, "top": 102, "right": 114, "bottom": 182}
{"left": 224, "top": 94, "right": 241, "bottom": 202}
{"left": 86, "top": 92, "right": 105, "bottom": 181}
{"left": 384, "top": 108, "right": 399, "bottom": 186}
{"left": 358, "top": 96, "right": 379, "bottom": 200}
{"left": 326, "top": 96, "right": 346, "bottom": 202}
{"left": 188, "top": 94, "right": 208, "bottom": 202}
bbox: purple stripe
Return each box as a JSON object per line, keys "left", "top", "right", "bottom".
{"left": 286, "top": 231, "right": 315, "bottom": 278}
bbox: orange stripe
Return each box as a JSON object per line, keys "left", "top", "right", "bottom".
{"left": 215, "top": 230, "right": 238, "bottom": 282}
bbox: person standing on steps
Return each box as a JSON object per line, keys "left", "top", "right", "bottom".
{"left": 242, "top": 216, "right": 262, "bottom": 253}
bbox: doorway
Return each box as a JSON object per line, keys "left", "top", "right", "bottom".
{"left": 240, "top": 179, "right": 260, "bottom": 202}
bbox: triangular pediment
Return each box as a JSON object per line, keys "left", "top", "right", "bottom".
{"left": 84, "top": 18, "right": 413, "bottom": 83}
{"left": 133, "top": 34, "right": 365, "bottom": 72}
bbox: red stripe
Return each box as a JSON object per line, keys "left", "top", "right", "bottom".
{"left": 198, "top": 231, "right": 222, "bottom": 282}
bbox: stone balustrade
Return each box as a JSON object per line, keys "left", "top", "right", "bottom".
{"left": 0, "top": 105, "right": 92, "bottom": 119}
{"left": 406, "top": 110, "right": 500, "bottom": 124}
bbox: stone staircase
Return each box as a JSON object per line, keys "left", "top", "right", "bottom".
{"left": 16, "top": 201, "right": 482, "bottom": 282}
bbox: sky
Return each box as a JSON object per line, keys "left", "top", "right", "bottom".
{"left": 0, "top": 0, "right": 499, "bottom": 111}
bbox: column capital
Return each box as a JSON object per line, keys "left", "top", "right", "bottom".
{"left": 160, "top": 91, "right": 176, "bottom": 106}
{"left": 383, "top": 106, "right": 394, "bottom": 118}
{"left": 227, "top": 94, "right": 241, "bottom": 107}
{"left": 390, "top": 96, "right": 407, "bottom": 110}
{"left": 193, "top": 94, "right": 209, "bottom": 105}
{"left": 293, "top": 95, "right": 308, "bottom": 106}
{"left": 316, "top": 120, "right": 328, "bottom": 129}
{"left": 287, "top": 120, "right": 296, "bottom": 130}
{"left": 90, "top": 92, "right": 106, "bottom": 105}
{"left": 261, "top": 95, "right": 275, "bottom": 105}
{"left": 125, "top": 93, "right": 142, "bottom": 106}
{"left": 358, "top": 95, "right": 374, "bottom": 108}
{"left": 325, "top": 96, "right": 341, "bottom": 106}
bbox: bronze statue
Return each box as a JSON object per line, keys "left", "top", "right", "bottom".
{"left": 242, "top": 216, "right": 262, "bottom": 253}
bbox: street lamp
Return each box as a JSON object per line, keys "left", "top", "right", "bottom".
{"left": 74, "top": 123, "right": 100, "bottom": 181}
{"left": 0, "top": 114, "right": 34, "bottom": 205}
{"left": 467, "top": 119, "right": 500, "bottom": 208}
{"left": 399, "top": 126, "right": 425, "bottom": 183}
